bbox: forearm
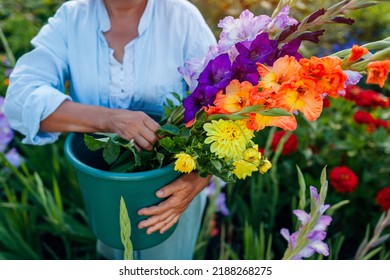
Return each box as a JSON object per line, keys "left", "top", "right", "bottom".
{"left": 191, "top": 172, "right": 213, "bottom": 196}
{"left": 40, "top": 100, "right": 112, "bottom": 133}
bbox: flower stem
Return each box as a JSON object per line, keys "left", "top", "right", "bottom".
{"left": 354, "top": 210, "right": 390, "bottom": 259}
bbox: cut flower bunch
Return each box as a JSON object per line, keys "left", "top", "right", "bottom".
{"left": 85, "top": 0, "right": 390, "bottom": 183}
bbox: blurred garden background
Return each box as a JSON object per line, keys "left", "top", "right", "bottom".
{"left": 0, "top": 0, "right": 390, "bottom": 260}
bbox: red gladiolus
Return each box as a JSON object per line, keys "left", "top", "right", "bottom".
{"left": 376, "top": 187, "right": 390, "bottom": 211}
{"left": 329, "top": 166, "right": 359, "bottom": 193}
{"left": 271, "top": 131, "right": 298, "bottom": 155}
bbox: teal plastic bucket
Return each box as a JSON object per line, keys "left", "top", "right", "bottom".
{"left": 64, "top": 133, "right": 180, "bottom": 250}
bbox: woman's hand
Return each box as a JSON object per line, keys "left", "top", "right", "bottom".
{"left": 106, "top": 109, "right": 160, "bottom": 151}
{"left": 40, "top": 102, "right": 160, "bottom": 151}
{"left": 137, "top": 173, "right": 212, "bottom": 234}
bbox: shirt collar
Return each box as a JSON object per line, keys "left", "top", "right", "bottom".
{"left": 98, "top": 0, "right": 154, "bottom": 35}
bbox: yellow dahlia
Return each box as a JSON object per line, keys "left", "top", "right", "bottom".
{"left": 204, "top": 120, "right": 254, "bottom": 160}
{"left": 233, "top": 160, "right": 258, "bottom": 180}
{"left": 242, "top": 145, "right": 261, "bottom": 166}
{"left": 174, "top": 152, "right": 196, "bottom": 173}
{"left": 259, "top": 159, "right": 272, "bottom": 174}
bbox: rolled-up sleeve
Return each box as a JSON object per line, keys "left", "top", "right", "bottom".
{"left": 4, "top": 4, "right": 72, "bottom": 145}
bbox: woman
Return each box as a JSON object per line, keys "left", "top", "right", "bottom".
{"left": 4, "top": 0, "right": 216, "bottom": 259}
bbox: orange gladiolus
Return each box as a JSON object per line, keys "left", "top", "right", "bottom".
{"left": 366, "top": 60, "right": 390, "bottom": 88}
{"left": 347, "top": 45, "right": 369, "bottom": 62}
{"left": 247, "top": 113, "right": 297, "bottom": 131}
{"left": 214, "top": 80, "right": 254, "bottom": 113}
{"left": 300, "top": 56, "right": 347, "bottom": 98}
{"left": 275, "top": 78, "right": 323, "bottom": 121}
{"left": 257, "top": 56, "right": 301, "bottom": 91}
{"left": 204, "top": 90, "right": 226, "bottom": 115}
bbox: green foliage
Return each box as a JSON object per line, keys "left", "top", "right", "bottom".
{"left": 0, "top": 0, "right": 389, "bottom": 261}
{"left": 0, "top": 139, "right": 96, "bottom": 259}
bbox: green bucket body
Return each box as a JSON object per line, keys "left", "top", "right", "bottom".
{"left": 64, "top": 133, "right": 180, "bottom": 250}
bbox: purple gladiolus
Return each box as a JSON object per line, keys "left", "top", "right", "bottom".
{"left": 276, "top": 38, "right": 303, "bottom": 61}
{"left": 0, "top": 97, "right": 14, "bottom": 152}
{"left": 216, "top": 193, "right": 230, "bottom": 216}
{"left": 5, "top": 148, "right": 22, "bottom": 168}
{"left": 344, "top": 70, "right": 363, "bottom": 86}
{"left": 5, "top": 68, "right": 13, "bottom": 77}
{"left": 206, "top": 176, "right": 227, "bottom": 196}
{"left": 235, "top": 33, "right": 279, "bottom": 67}
{"left": 217, "top": 10, "right": 272, "bottom": 53}
{"left": 267, "top": 6, "right": 298, "bottom": 32}
{"left": 178, "top": 45, "right": 220, "bottom": 91}
{"left": 281, "top": 186, "right": 332, "bottom": 260}
{"left": 231, "top": 58, "right": 260, "bottom": 85}
{"left": 197, "top": 53, "right": 232, "bottom": 91}
{"left": 178, "top": 57, "right": 204, "bottom": 92}
{"left": 206, "top": 177, "right": 229, "bottom": 216}
{"left": 1, "top": 96, "right": 22, "bottom": 168}
{"left": 0, "top": 114, "right": 14, "bottom": 152}
{"left": 184, "top": 54, "right": 232, "bottom": 122}
{"left": 183, "top": 85, "right": 209, "bottom": 122}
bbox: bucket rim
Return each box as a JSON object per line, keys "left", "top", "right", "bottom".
{"left": 64, "top": 132, "right": 177, "bottom": 180}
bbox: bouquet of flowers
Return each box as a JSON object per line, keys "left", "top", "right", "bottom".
{"left": 85, "top": 0, "right": 390, "bottom": 183}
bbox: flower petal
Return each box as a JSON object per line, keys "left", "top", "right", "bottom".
{"left": 309, "top": 241, "right": 329, "bottom": 256}
{"left": 293, "top": 209, "right": 310, "bottom": 225}
{"left": 313, "top": 216, "right": 332, "bottom": 231}
{"left": 280, "top": 228, "right": 291, "bottom": 242}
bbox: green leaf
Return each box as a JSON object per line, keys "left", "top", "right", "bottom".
{"left": 155, "top": 151, "right": 165, "bottom": 169}
{"left": 234, "top": 105, "right": 264, "bottom": 114}
{"left": 84, "top": 134, "right": 108, "bottom": 151}
{"left": 122, "top": 140, "right": 141, "bottom": 167}
{"left": 159, "top": 138, "right": 177, "bottom": 153}
{"left": 257, "top": 108, "right": 292, "bottom": 117}
{"left": 120, "top": 197, "right": 133, "bottom": 260}
{"left": 296, "top": 165, "right": 306, "bottom": 211}
{"left": 193, "top": 110, "right": 207, "bottom": 129}
{"left": 103, "top": 139, "right": 120, "bottom": 165}
{"left": 362, "top": 246, "right": 383, "bottom": 260}
{"left": 326, "top": 200, "right": 350, "bottom": 217}
{"left": 211, "top": 159, "right": 222, "bottom": 173}
{"left": 172, "top": 136, "right": 188, "bottom": 145}
{"left": 157, "top": 124, "right": 181, "bottom": 136}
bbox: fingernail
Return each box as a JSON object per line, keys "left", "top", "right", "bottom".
{"left": 157, "top": 190, "right": 164, "bottom": 197}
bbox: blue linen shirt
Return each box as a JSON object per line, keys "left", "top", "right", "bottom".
{"left": 4, "top": 0, "right": 216, "bottom": 145}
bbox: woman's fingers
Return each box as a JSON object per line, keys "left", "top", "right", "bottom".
{"left": 144, "top": 214, "right": 179, "bottom": 235}
{"left": 159, "top": 215, "right": 180, "bottom": 234}
{"left": 143, "top": 117, "right": 160, "bottom": 133}
{"left": 156, "top": 181, "right": 185, "bottom": 198}
{"left": 138, "top": 199, "right": 171, "bottom": 216}
{"left": 134, "top": 134, "right": 154, "bottom": 151}
{"left": 138, "top": 208, "right": 174, "bottom": 230}
{"left": 113, "top": 110, "right": 161, "bottom": 150}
